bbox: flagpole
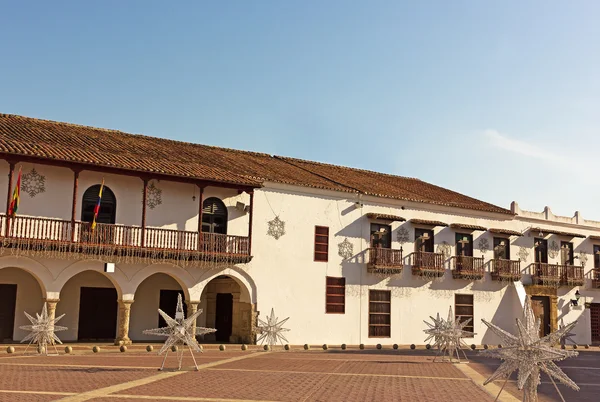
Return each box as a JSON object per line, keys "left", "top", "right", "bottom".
{"left": 4, "top": 162, "right": 15, "bottom": 237}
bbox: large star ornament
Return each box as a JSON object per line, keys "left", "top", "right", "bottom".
{"left": 143, "top": 294, "right": 216, "bottom": 371}
{"left": 424, "top": 306, "right": 473, "bottom": 363}
{"left": 20, "top": 303, "right": 67, "bottom": 355}
{"left": 480, "top": 296, "right": 579, "bottom": 401}
{"left": 256, "top": 308, "right": 290, "bottom": 348}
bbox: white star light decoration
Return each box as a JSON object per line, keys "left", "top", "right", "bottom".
{"left": 338, "top": 238, "right": 353, "bottom": 259}
{"left": 267, "top": 216, "right": 286, "bottom": 240}
{"left": 480, "top": 296, "right": 579, "bottom": 401}
{"left": 19, "top": 303, "right": 67, "bottom": 355}
{"left": 423, "top": 306, "right": 473, "bottom": 363}
{"left": 256, "top": 308, "right": 290, "bottom": 348}
{"left": 143, "top": 294, "right": 216, "bottom": 371}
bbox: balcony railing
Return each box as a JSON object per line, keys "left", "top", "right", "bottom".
{"left": 591, "top": 269, "right": 600, "bottom": 289}
{"left": 491, "top": 259, "right": 521, "bottom": 282}
{"left": 531, "top": 263, "right": 584, "bottom": 287}
{"left": 0, "top": 214, "right": 250, "bottom": 264}
{"left": 451, "top": 255, "right": 485, "bottom": 280}
{"left": 410, "top": 251, "right": 445, "bottom": 277}
{"left": 367, "top": 247, "right": 403, "bottom": 274}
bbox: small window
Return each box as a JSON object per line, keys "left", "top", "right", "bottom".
{"left": 202, "top": 197, "right": 228, "bottom": 234}
{"left": 371, "top": 224, "right": 391, "bottom": 248}
{"left": 415, "top": 228, "right": 434, "bottom": 252}
{"left": 493, "top": 237, "right": 510, "bottom": 260}
{"left": 560, "top": 241, "right": 574, "bottom": 265}
{"left": 455, "top": 294, "right": 474, "bottom": 336}
{"left": 326, "top": 277, "right": 345, "bottom": 314}
{"left": 534, "top": 238, "right": 548, "bottom": 263}
{"left": 594, "top": 245, "right": 600, "bottom": 269}
{"left": 369, "top": 290, "right": 391, "bottom": 337}
{"left": 455, "top": 233, "right": 473, "bottom": 257}
{"left": 314, "top": 226, "right": 329, "bottom": 261}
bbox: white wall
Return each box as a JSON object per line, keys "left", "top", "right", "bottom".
{"left": 0, "top": 267, "right": 44, "bottom": 340}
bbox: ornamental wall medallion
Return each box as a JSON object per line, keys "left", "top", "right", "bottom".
{"left": 267, "top": 216, "right": 286, "bottom": 240}
{"left": 477, "top": 238, "right": 490, "bottom": 254}
{"left": 396, "top": 227, "right": 410, "bottom": 244}
{"left": 548, "top": 241, "right": 559, "bottom": 259}
{"left": 436, "top": 241, "right": 451, "bottom": 260}
{"left": 21, "top": 168, "right": 46, "bottom": 198}
{"left": 518, "top": 246, "right": 529, "bottom": 262}
{"left": 338, "top": 238, "right": 353, "bottom": 259}
{"left": 144, "top": 181, "right": 163, "bottom": 209}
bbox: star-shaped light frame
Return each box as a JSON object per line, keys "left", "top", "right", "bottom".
{"left": 20, "top": 303, "right": 67, "bottom": 355}
{"left": 424, "top": 306, "right": 474, "bottom": 363}
{"left": 143, "top": 294, "right": 216, "bottom": 371}
{"left": 256, "top": 308, "right": 290, "bottom": 348}
{"left": 480, "top": 296, "right": 579, "bottom": 401}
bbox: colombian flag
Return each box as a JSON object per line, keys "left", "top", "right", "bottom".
{"left": 91, "top": 179, "right": 105, "bottom": 230}
{"left": 8, "top": 167, "right": 21, "bottom": 217}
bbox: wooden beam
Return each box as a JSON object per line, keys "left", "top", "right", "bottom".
{"left": 248, "top": 190, "right": 254, "bottom": 256}
{"left": 141, "top": 178, "right": 149, "bottom": 247}
{"left": 5, "top": 161, "right": 15, "bottom": 236}
{"left": 197, "top": 186, "right": 204, "bottom": 251}
{"left": 70, "top": 169, "right": 80, "bottom": 241}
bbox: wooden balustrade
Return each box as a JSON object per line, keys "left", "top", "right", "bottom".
{"left": 367, "top": 247, "right": 403, "bottom": 274}
{"left": 592, "top": 269, "right": 600, "bottom": 289}
{"left": 563, "top": 265, "right": 585, "bottom": 286}
{"left": 451, "top": 256, "right": 485, "bottom": 280}
{"left": 0, "top": 214, "right": 250, "bottom": 259}
{"left": 532, "top": 263, "right": 584, "bottom": 287}
{"left": 410, "top": 251, "right": 445, "bottom": 277}
{"left": 491, "top": 259, "right": 521, "bottom": 281}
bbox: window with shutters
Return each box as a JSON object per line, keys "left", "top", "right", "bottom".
{"left": 326, "top": 277, "right": 345, "bottom": 314}
{"left": 455, "top": 294, "right": 474, "bottom": 336}
{"left": 369, "top": 290, "right": 391, "bottom": 337}
{"left": 455, "top": 233, "right": 473, "bottom": 257}
{"left": 81, "top": 184, "right": 116, "bottom": 224}
{"left": 202, "top": 197, "right": 227, "bottom": 234}
{"left": 493, "top": 237, "right": 510, "bottom": 260}
{"left": 534, "top": 238, "right": 548, "bottom": 263}
{"left": 314, "top": 226, "right": 329, "bottom": 261}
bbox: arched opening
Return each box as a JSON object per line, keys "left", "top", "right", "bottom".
{"left": 58, "top": 271, "right": 118, "bottom": 341}
{"left": 81, "top": 184, "right": 117, "bottom": 224}
{"left": 0, "top": 267, "right": 44, "bottom": 342}
{"left": 130, "top": 273, "right": 185, "bottom": 341}
{"left": 199, "top": 275, "right": 253, "bottom": 343}
{"left": 202, "top": 197, "right": 227, "bottom": 234}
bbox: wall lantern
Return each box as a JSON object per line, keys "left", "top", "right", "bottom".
{"left": 571, "top": 290, "right": 581, "bottom": 307}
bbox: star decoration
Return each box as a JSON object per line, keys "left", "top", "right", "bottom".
{"left": 21, "top": 168, "right": 46, "bottom": 198}
{"left": 480, "top": 296, "right": 579, "bottom": 401}
{"left": 424, "top": 306, "right": 473, "bottom": 363}
{"left": 478, "top": 238, "right": 490, "bottom": 254}
{"left": 267, "top": 216, "right": 286, "bottom": 240}
{"left": 436, "top": 241, "right": 451, "bottom": 260}
{"left": 143, "top": 294, "right": 216, "bottom": 371}
{"left": 518, "top": 246, "right": 530, "bottom": 262}
{"left": 338, "top": 237, "right": 354, "bottom": 259}
{"left": 558, "top": 319, "right": 577, "bottom": 347}
{"left": 256, "top": 308, "right": 290, "bottom": 348}
{"left": 396, "top": 227, "right": 410, "bottom": 244}
{"left": 19, "top": 303, "right": 67, "bottom": 355}
{"left": 144, "top": 181, "right": 163, "bottom": 209}
{"left": 548, "top": 241, "right": 560, "bottom": 259}
{"left": 578, "top": 251, "right": 588, "bottom": 267}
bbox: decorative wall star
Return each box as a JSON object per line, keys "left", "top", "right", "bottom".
{"left": 478, "top": 238, "right": 490, "bottom": 254}
{"left": 338, "top": 238, "right": 353, "bottom": 259}
{"left": 21, "top": 168, "right": 46, "bottom": 198}
{"left": 19, "top": 303, "right": 67, "bottom": 355}
{"left": 145, "top": 181, "right": 163, "bottom": 209}
{"left": 396, "top": 227, "right": 410, "bottom": 244}
{"left": 518, "top": 246, "right": 530, "bottom": 262}
{"left": 267, "top": 216, "right": 286, "bottom": 240}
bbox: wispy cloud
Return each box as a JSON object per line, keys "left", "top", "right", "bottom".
{"left": 483, "top": 129, "right": 566, "bottom": 162}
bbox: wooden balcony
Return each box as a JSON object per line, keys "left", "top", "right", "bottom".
{"left": 367, "top": 247, "right": 403, "bottom": 274}
{"left": 410, "top": 251, "right": 445, "bottom": 277}
{"left": 591, "top": 269, "right": 600, "bottom": 289}
{"left": 491, "top": 259, "right": 521, "bottom": 282}
{"left": 531, "top": 263, "right": 584, "bottom": 287}
{"left": 0, "top": 214, "right": 251, "bottom": 265}
{"left": 451, "top": 256, "right": 485, "bottom": 280}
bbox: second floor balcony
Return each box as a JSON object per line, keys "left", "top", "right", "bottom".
{"left": 531, "top": 263, "right": 584, "bottom": 287}
{"left": 0, "top": 214, "right": 251, "bottom": 265}
{"left": 367, "top": 247, "right": 403, "bottom": 274}
{"left": 410, "top": 251, "right": 445, "bottom": 277}
{"left": 451, "top": 255, "right": 485, "bottom": 280}
{"left": 592, "top": 269, "right": 600, "bottom": 289}
{"left": 491, "top": 259, "right": 521, "bottom": 282}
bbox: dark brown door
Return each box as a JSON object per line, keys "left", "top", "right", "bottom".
{"left": 591, "top": 303, "right": 600, "bottom": 344}
{"left": 78, "top": 287, "right": 118, "bottom": 341}
{"left": 531, "top": 296, "right": 551, "bottom": 337}
{"left": 0, "top": 284, "right": 17, "bottom": 341}
{"left": 159, "top": 289, "right": 184, "bottom": 327}
{"left": 215, "top": 293, "right": 233, "bottom": 342}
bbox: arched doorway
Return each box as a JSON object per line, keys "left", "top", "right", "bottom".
{"left": 199, "top": 275, "right": 253, "bottom": 343}
{"left": 81, "top": 184, "right": 117, "bottom": 224}
{"left": 0, "top": 267, "right": 44, "bottom": 342}
{"left": 130, "top": 273, "right": 185, "bottom": 341}
{"left": 59, "top": 270, "right": 118, "bottom": 341}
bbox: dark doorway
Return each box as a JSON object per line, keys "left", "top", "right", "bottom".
{"left": 370, "top": 223, "right": 391, "bottom": 248}
{"left": 215, "top": 293, "right": 233, "bottom": 342}
{"left": 531, "top": 296, "right": 551, "bottom": 337}
{"left": 0, "top": 284, "right": 17, "bottom": 341}
{"left": 78, "top": 287, "right": 118, "bottom": 341}
{"left": 414, "top": 228, "right": 434, "bottom": 252}
{"left": 159, "top": 289, "right": 184, "bottom": 327}
{"left": 591, "top": 303, "right": 600, "bottom": 344}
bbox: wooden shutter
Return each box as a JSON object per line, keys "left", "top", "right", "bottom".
{"left": 455, "top": 294, "right": 474, "bottom": 336}
{"left": 326, "top": 277, "right": 345, "bottom": 314}
{"left": 314, "top": 226, "right": 329, "bottom": 262}
{"left": 369, "top": 290, "right": 391, "bottom": 337}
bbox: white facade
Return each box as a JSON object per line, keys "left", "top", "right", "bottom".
{"left": 1, "top": 158, "right": 599, "bottom": 346}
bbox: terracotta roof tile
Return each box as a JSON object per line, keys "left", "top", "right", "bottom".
{"left": 489, "top": 228, "right": 524, "bottom": 237}
{"left": 529, "top": 227, "right": 586, "bottom": 239}
{"left": 366, "top": 213, "right": 406, "bottom": 222}
{"left": 409, "top": 219, "right": 449, "bottom": 227}
{"left": 450, "top": 223, "right": 488, "bottom": 231}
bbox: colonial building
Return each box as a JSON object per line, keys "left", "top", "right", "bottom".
{"left": 0, "top": 113, "right": 598, "bottom": 346}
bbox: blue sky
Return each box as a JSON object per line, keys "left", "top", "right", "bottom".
{"left": 1, "top": 1, "right": 599, "bottom": 218}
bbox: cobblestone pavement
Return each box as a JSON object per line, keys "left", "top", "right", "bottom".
{"left": 0, "top": 345, "right": 515, "bottom": 402}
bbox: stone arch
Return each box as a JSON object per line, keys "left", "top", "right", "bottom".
{"left": 54, "top": 260, "right": 125, "bottom": 298}
{"left": 127, "top": 263, "right": 194, "bottom": 300}
{"left": 190, "top": 266, "right": 256, "bottom": 303}
{"left": 0, "top": 255, "right": 51, "bottom": 296}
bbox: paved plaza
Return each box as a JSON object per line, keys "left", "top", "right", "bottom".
{"left": 0, "top": 344, "right": 596, "bottom": 401}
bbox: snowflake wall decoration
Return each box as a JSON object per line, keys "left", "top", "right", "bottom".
{"left": 396, "top": 227, "right": 410, "bottom": 244}
{"left": 267, "top": 216, "right": 286, "bottom": 240}
{"left": 477, "top": 238, "right": 490, "bottom": 254}
{"left": 436, "top": 241, "right": 451, "bottom": 260}
{"left": 19, "top": 303, "right": 67, "bottom": 355}
{"left": 518, "top": 246, "right": 530, "bottom": 262}
{"left": 143, "top": 181, "right": 162, "bottom": 209}
{"left": 578, "top": 251, "right": 588, "bottom": 267}
{"left": 255, "top": 308, "right": 290, "bottom": 348}
{"left": 548, "top": 240, "right": 560, "bottom": 259}
{"left": 338, "top": 238, "right": 353, "bottom": 259}
{"left": 21, "top": 168, "right": 46, "bottom": 198}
